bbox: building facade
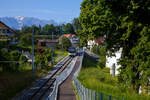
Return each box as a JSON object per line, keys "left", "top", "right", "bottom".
{"left": 0, "top": 21, "right": 15, "bottom": 41}
{"left": 87, "top": 37, "right": 105, "bottom": 50}
{"left": 59, "top": 34, "right": 79, "bottom": 46}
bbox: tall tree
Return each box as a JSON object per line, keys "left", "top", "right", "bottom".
{"left": 64, "top": 23, "right": 75, "bottom": 34}
{"left": 79, "top": 0, "right": 150, "bottom": 93}
{"left": 72, "top": 18, "right": 81, "bottom": 31}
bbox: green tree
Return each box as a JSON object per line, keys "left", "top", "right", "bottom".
{"left": 19, "top": 55, "right": 28, "bottom": 70}
{"left": 0, "top": 49, "right": 10, "bottom": 71}
{"left": 35, "top": 49, "right": 51, "bottom": 69}
{"left": 9, "top": 51, "right": 21, "bottom": 71}
{"left": 72, "top": 18, "right": 81, "bottom": 31}
{"left": 19, "top": 33, "right": 32, "bottom": 46}
{"left": 42, "top": 24, "right": 56, "bottom": 35}
{"left": 21, "top": 26, "right": 32, "bottom": 33}
{"left": 79, "top": 0, "right": 150, "bottom": 93}
{"left": 61, "top": 37, "right": 71, "bottom": 51}
{"left": 64, "top": 23, "right": 75, "bottom": 34}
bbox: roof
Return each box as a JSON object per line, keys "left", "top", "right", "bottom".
{"left": 0, "top": 21, "right": 15, "bottom": 33}
{"left": 94, "top": 37, "right": 105, "bottom": 45}
{"left": 62, "top": 34, "right": 76, "bottom": 39}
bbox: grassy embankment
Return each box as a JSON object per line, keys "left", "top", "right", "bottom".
{"left": 0, "top": 50, "right": 68, "bottom": 100}
{"left": 78, "top": 54, "right": 150, "bottom": 100}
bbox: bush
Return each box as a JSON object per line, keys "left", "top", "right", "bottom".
{"left": 0, "top": 40, "right": 8, "bottom": 49}
{"left": 60, "top": 37, "right": 71, "bottom": 51}
{"left": 35, "top": 49, "right": 51, "bottom": 69}
{"left": 78, "top": 54, "right": 150, "bottom": 100}
{"left": 91, "top": 45, "right": 106, "bottom": 68}
{"left": 19, "top": 33, "right": 32, "bottom": 46}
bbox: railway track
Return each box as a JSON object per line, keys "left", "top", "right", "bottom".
{"left": 16, "top": 56, "right": 73, "bottom": 100}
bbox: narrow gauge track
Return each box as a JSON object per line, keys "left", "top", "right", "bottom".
{"left": 16, "top": 56, "right": 73, "bottom": 100}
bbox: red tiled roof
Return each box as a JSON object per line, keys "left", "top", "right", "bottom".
{"left": 94, "top": 37, "right": 105, "bottom": 45}
{"left": 62, "top": 34, "right": 76, "bottom": 38}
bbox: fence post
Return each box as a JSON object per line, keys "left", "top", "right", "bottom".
{"left": 87, "top": 88, "right": 89, "bottom": 100}
{"left": 109, "top": 96, "right": 111, "bottom": 100}
{"left": 91, "top": 90, "right": 92, "bottom": 100}
{"left": 95, "top": 91, "right": 97, "bottom": 100}
{"left": 83, "top": 86, "right": 85, "bottom": 100}
{"left": 123, "top": 98, "right": 125, "bottom": 100}
{"left": 82, "top": 85, "right": 84, "bottom": 100}
{"left": 85, "top": 87, "right": 86, "bottom": 100}
{"left": 100, "top": 93, "right": 103, "bottom": 100}
{"left": 84, "top": 87, "right": 85, "bottom": 100}
{"left": 88, "top": 89, "right": 89, "bottom": 100}
{"left": 90, "top": 90, "right": 92, "bottom": 100}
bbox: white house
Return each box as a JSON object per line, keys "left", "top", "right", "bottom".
{"left": 87, "top": 40, "right": 95, "bottom": 50}
{"left": 87, "top": 37, "right": 105, "bottom": 50}
{"left": 106, "top": 48, "right": 122, "bottom": 76}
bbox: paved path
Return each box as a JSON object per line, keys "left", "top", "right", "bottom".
{"left": 57, "top": 56, "right": 80, "bottom": 100}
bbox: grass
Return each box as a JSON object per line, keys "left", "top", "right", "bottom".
{"left": 0, "top": 64, "right": 51, "bottom": 100}
{"left": 72, "top": 81, "right": 80, "bottom": 100}
{"left": 0, "top": 49, "right": 68, "bottom": 100}
{"left": 77, "top": 54, "right": 150, "bottom": 100}
{"left": 54, "top": 50, "right": 68, "bottom": 62}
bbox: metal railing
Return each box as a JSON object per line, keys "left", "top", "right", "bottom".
{"left": 73, "top": 77, "right": 125, "bottom": 100}
{"left": 47, "top": 56, "right": 78, "bottom": 100}
{"left": 73, "top": 50, "right": 125, "bottom": 100}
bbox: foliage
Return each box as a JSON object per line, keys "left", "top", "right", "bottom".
{"left": 0, "top": 50, "right": 21, "bottom": 72}
{"left": 91, "top": 44, "right": 101, "bottom": 55}
{"left": 98, "top": 46, "right": 106, "bottom": 68}
{"left": 64, "top": 23, "right": 75, "bottom": 34}
{"left": 42, "top": 24, "right": 56, "bottom": 35}
{"left": 78, "top": 54, "right": 150, "bottom": 100}
{"left": 60, "top": 37, "right": 71, "bottom": 51}
{"left": 0, "top": 41, "right": 8, "bottom": 49}
{"left": 91, "top": 45, "right": 106, "bottom": 68}
{"left": 76, "top": 29, "right": 87, "bottom": 47}
{"left": 19, "top": 33, "right": 32, "bottom": 46}
{"left": 35, "top": 49, "right": 51, "bottom": 69}
{"left": 79, "top": 0, "right": 150, "bottom": 93}
{"left": 0, "top": 64, "right": 52, "bottom": 100}
{"left": 72, "top": 18, "right": 82, "bottom": 31}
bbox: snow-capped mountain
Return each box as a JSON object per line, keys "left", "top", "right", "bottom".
{"left": 0, "top": 16, "right": 58, "bottom": 29}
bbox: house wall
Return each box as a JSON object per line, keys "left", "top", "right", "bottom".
{"left": 0, "top": 22, "right": 15, "bottom": 40}
{"left": 106, "top": 48, "right": 122, "bottom": 75}
{"left": 87, "top": 40, "right": 98, "bottom": 50}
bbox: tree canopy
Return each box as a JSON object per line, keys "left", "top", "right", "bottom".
{"left": 60, "top": 37, "right": 71, "bottom": 51}
{"left": 78, "top": 0, "right": 150, "bottom": 93}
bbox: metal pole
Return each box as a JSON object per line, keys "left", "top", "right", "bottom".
{"left": 52, "top": 32, "right": 54, "bottom": 65}
{"left": 32, "top": 26, "right": 34, "bottom": 79}
{"left": 100, "top": 93, "right": 103, "bottom": 100}
{"left": 109, "top": 96, "right": 111, "bottom": 100}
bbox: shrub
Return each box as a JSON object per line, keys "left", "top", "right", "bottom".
{"left": 60, "top": 37, "right": 71, "bottom": 51}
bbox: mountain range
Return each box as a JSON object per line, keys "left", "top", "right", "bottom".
{"left": 0, "top": 16, "right": 58, "bottom": 30}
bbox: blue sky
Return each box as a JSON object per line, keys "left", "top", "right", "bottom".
{"left": 0, "top": 0, "right": 83, "bottom": 23}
